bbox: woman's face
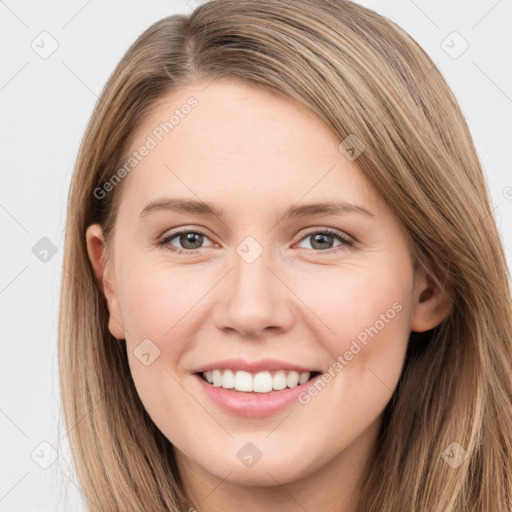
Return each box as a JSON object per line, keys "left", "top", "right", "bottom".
{"left": 87, "top": 79, "right": 447, "bottom": 493}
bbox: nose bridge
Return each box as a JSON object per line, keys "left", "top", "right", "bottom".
{"left": 232, "top": 234, "right": 277, "bottom": 309}
{"left": 214, "top": 234, "right": 293, "bottom": 337}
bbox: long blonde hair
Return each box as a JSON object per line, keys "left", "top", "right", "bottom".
{"left": 58, "top": 0, "right": 512, "bottom": 510}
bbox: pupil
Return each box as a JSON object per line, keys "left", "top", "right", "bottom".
{"left": 312, "top": 233, "right": 332, "bottom": 249}
{"left": 182, "top": 233, "right": 202, "bottom": 249}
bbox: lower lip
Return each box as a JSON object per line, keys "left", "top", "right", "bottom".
{"left": 193, "top": 373, "right": 321, "bottom": 417}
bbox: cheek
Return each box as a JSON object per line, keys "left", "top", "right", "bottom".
{"left": 290, "top": 272, "right": 411, "bottom": 458}
{"left": 289, "top": 260, "right": 413, "bottom": 420}
{"left": 114, "top": 263, "right": 200, "bottom": 401}
{"left": 117, "top": 269, "right": 195, "bottom": 435}
{"left": 116, "top": 259, "right": 202, "bottom": 343}
{"left": 290, "top": 261, "right": 411, "bottom": 358}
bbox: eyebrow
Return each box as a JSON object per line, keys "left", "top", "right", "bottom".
{"left": 139, "top": 197, "right": 374, "bottom": 220}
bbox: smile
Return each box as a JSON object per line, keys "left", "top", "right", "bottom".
{"left": 194, "top": 370, "right": 323, "bottom": 417}
{"left": 200, "top": 369, "right": 320, "bottom": 393}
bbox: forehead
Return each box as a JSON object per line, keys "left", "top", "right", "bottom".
{"left": 132, "top": 79, "right": 339, "bottom": 156}
{"left": 116, "top": 79, "right": 379, "bottom": 219}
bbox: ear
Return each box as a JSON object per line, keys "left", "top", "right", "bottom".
{"left": 85, "top": 224, "right": 125, "bottom": 340}
{"left": 410, "top": 269, "right": 452, "bottom": 333}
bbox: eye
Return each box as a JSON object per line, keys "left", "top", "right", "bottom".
{"left": 158, "top": 227, "right": 354, "bottom": 255}
{"left": 296, "top": 228, "right": 354, "bottom": 252}
{"left": 158, "top": 229, "right": 214, "bottom": 254}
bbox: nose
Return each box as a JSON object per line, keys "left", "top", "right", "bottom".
{"left": 212, "top": 246, "right": 296, "bottom": 339}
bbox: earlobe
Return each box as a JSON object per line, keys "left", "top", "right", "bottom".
{"left": 85, "top": 224, "right": 125, "bottom": 340}
{"left": 410, "top": 270, "right": 452, "bottom": 333}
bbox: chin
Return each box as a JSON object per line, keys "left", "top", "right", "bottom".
{"left": 204, "top": 455, "right": 312, "bottom": 486}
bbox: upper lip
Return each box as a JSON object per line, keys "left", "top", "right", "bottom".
{"left": 193, "top": 358, "right": 320, "bottom": 374}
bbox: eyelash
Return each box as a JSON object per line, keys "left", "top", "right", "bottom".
{"left": 157, "top": 227, "right": 355, "bottom": 255}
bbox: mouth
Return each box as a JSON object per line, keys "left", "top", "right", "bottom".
{"left": 196, "top": 369, "right": 322, "bottom": 394}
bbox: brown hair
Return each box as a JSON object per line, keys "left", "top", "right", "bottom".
{"left": 58, "top": 0, "right": 512, "bottom": 510}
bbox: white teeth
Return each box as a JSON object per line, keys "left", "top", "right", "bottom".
{"left": 212, "top": 369, "right": 222, "bottom": 387}
{"left": 298, "top": 372, "right": 310, "bottom": 385}
{"left": 273, "top": 370, "right": 287, "bottom": 390}
{"left": 201, "top": 369, "right": 314, "bottom": 393}
{"left": 221, "top": 369, "right": 235, "bottom": 389}
{"left": 286, "top": 371, "right": 300, "bottom": 388}
{"left": 253, "top": 371, "right": 273, "bottom": 393}
{"left": 235, "top": 370, "right": 253, "bottom": 392}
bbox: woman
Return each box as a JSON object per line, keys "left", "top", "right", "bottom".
{"left": 58, "top": 0, "right": 512, "bottom": 510}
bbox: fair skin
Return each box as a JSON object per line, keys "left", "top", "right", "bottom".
{"left": 86, "top": 79, "right": 451, "bottom": 512}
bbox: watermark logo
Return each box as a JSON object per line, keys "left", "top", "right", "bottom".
{"left": 134, "top": 338, "right": 161, "bottom": 366}
{"left": 338, "top": 134, "right": 365, "bottom": 161}
{"left": 441, "top": 31, "right": 469, "bottom": 60}
{"left": 30, "top": 441, "right": 58, "bottom": 469}
{"left": 236, "top": 442, "right": 262, "bottom": 468}
{"left": 31, "top": 31, "right": 59, "bottom": 59}
{"left": 236, "top": 236, "right": 264, "bottom": 264}
{"left": 32, "top": 236, "right": 58, "bottom": 263}
{"left": 441, "top": 441, "right": 469, "bottom": 469}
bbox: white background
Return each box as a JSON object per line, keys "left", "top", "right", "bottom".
{"left": 1, "top": 1, "right": 511, "bottom": 510}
